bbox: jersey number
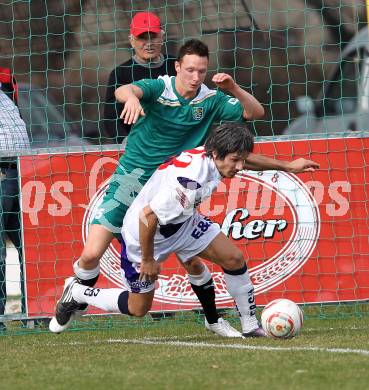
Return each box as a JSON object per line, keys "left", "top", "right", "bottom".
{"left": 191, "top": 219, "right": 212, "bottom": 239}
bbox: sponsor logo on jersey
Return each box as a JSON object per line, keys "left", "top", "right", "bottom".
{"left": 175, "top": 187, "right": 190, "bottom": 208}
{"left": 227, "top": 97, "right": 239, "bottom": 105}
{"left": 192, "top": 107, "right": 204, "bottom": 120}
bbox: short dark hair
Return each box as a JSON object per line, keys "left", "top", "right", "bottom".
{"left": 177, "top": 39, "right": 209, "bottom": 62}
{"left": 204, "top": 122, "right": 254, "bottom": 159}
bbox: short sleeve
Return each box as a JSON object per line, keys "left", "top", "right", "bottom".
{"left": 214, "top": 90, "right": 245, "bottom": 122}
{"left": 149, "top": 177, "right": 197, "bottom": 225}
{"left": 132, "top": 78, "right": 165, "bottom": 102}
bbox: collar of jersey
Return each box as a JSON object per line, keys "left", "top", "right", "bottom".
{"left": 208, "top": 156, "right": 222, "bottom": 181}
{"left": 171, "top": 77, "right": 201, "bottom": 106}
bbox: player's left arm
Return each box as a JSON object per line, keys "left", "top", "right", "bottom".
{"left": 138, "top": 205, "right": 161, "bottom": 282}
{"left": 212, "top": 73, "right": 264, "bottom": 120}
{"left": 244, "top": 153, "right": 320, "bottom": 173}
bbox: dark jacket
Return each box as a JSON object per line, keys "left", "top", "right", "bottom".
{"left": 103, "top": 54, "right": 176, "bottom": 143}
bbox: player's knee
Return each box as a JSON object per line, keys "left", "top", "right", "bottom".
{"left": 222, "top": 249, "right": 245, "bottom": 270}
{"left": 128, "top": 297, "right": 153, "bottom": 317}
{"left": 181, "top": 257, "right": 204, "bottom": 275}
{"left": 128, "top": 304, "right": 150, "bottom": 317}
{"left": 80, "top": 247, "right": 101, "bottom": 267}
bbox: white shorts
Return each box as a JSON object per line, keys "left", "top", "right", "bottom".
{"left": 120, "top": 213, "right": 220, "bottom": 293}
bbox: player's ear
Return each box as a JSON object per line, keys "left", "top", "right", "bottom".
{"left": 212, "top": 151, "right": 218, "bottom": 160}
{"left": 175, "top": 60, "right": 181, "bottom": 73}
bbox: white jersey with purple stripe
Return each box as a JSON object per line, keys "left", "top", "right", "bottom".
{"left": 122, "top": 146, "right": 221, "bottom": 245}
{"left": 120, "top": 147, "right": 222, "bottom": 293}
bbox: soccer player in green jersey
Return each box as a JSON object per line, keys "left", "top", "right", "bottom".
{"left": 51, "top": 39, "right": 266, "bottom": 336}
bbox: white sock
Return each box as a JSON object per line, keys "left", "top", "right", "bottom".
{"left": 73, "top": 259, "right": 100, "bottom": 281}
{"left": 187, "top": 264, "right": 212, "bottom": 286}
{"left": 223, "top": 269, "right": 259, "bottom": 333}
{"left": 72, "top": 283, "right": 121, "bottom": 313}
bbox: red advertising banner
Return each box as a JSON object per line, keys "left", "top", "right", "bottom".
{"left": 19, "top": 137, "right": 369, "bottom": 318}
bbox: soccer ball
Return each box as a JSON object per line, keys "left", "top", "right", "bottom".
{"left": 261, "top": 299, "right": 303, "bottom": 339}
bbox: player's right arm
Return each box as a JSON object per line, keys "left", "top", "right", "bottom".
{"left": 115, "top": 84, "right": 145, "bottom": 125}
{"left": 138, "top": 205, "right": 161, "bottom": 282}
{"left": 115, "top": 78, "right": 166, "bottom": 125}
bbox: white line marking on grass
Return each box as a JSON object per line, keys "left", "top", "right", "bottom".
{"left": 106, "top": 338, "right": 369, "bottom": 357}
{"left": 303, "top": 326, "right": 369, "bottom": 333}
{"left": 142, "top": 334, "right": 206, "bottom": 341}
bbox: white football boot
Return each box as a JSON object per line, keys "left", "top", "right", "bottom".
{"left": 205, "top": 317, "right": 243, "bottom": 338}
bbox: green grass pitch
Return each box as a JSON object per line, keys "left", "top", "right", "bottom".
{"left": 1, "top": 311, "right": 369, "bottom": 390}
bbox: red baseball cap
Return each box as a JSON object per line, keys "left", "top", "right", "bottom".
{"left": 130, "top": 12, "right": 162, "bottom": 37}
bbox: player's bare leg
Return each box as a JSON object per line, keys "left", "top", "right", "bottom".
{"left": 74, "top": 224, "right": 115, "bottom": 287}
{"left": 198, "top": 232, "right": 265, "bottom": 337}
{"left": 78, "top": 224, "right": 115, "bottom": 271}
{"left": 127, "top": 291, "right": 155, "bottom": 317}
{"left": 180, "top": 256, "right": 242, "bottom": 338}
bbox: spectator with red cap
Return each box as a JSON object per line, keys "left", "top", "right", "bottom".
{"left": 103, "top": 11, "right": 176, "bottom": 143}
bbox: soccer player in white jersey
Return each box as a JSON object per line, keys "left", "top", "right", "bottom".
{"left": 49, "top": 123, "right": 319, "bottom": 336}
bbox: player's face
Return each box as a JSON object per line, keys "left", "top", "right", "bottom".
{"left": 175, "top": 55, "right": 208, "bottom": 98}
{"left": 130, "top": 32, "right": 164, "bottom": 62}
{"left": 213, "top": 151, "right": 249, "bottom": 178}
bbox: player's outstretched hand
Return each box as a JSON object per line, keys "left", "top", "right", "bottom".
{"left": 120, "top": 96, "right": 145, "bottom": 125}
{"left": 286, "top": 158, "right": 320, "bottom": 173}
{"left": 212, "top": 73, "right": 236, "bottom": 91}
{"left": 139, "top": 257, "right": 161, "bottom": 283}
